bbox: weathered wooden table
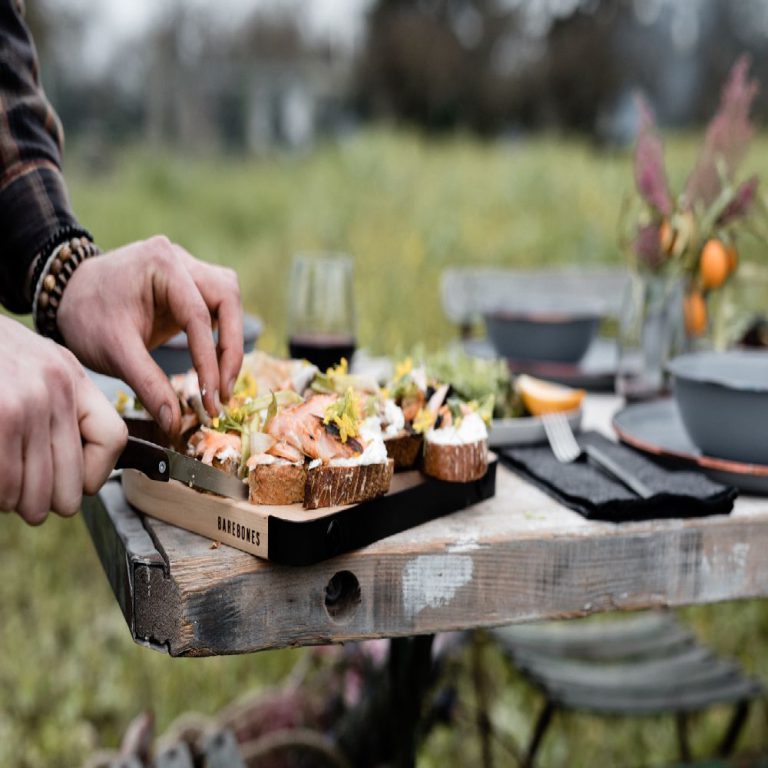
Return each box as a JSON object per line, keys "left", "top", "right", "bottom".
{"left": 82, "top": 396, "right": 768, "bottom": 657}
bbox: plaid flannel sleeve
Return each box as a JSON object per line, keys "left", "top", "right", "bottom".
{"left": 0, "top": 0, "right": 80, "bottom": 314}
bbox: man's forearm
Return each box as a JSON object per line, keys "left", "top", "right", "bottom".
{"left": 0, "top": 0, "right": 81, "bottom": 314}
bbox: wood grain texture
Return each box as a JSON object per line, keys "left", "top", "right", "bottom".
{"left": 87, "top": 396, "right": 768, "bottom": 657}
{"left": 82, "top": 480, "right": 170, "bottom": 650}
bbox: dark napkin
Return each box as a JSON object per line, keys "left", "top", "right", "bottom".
{"left": 500, "top": 431, "right": 737, "bottom": 522}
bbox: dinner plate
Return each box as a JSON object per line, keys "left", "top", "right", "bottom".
{"left": 489, "top": 408, "right": 582, "bottom": 448}
{"left": 613, "top": 398, "right": 768, "bottom": 495}
{"left": 464, "top": 337, "right": 618, "bottom": 392}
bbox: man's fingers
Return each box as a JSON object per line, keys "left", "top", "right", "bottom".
{"left": 159, "top": 257, "right": 221, "bottom": 415}
{"left": 18, "top": 411, "right": 53, "bottom": 525}
{"left": 180, "top": 250, "right": 243, "bottom": 401}
{"left": 50, "top": 381, "right": 84, "bottom": 517}
{"left": 0, "top": 425, "right": 23, "bottom": 513}
{"left": 106, "top": 334, "right": 180, "bottom": 434}
{"left": 76, "top": 373, "right": 128, "bottom": 494}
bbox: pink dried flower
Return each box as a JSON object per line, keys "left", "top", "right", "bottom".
{"left": 717, "top": 175, "right": 759, "bottom": 225}
{"left": 684, "top": 55, "right": 759, "bottom": 210}
{"left": 634, "top": 223, "right": 665, "bottom": 271}
{"left": 634, "top": 96, "right": 672, "bottom": 216}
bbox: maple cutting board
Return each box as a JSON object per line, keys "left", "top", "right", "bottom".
{"left": 121, "top": 459, "right": 497, "bottom": 565}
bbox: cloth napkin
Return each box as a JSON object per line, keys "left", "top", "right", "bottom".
{"left": 500, "top": 431, "right": 737, "bottom": 523}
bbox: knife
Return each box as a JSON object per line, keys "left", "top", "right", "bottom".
{"left": 115, "top": 436, "right": 249, "bottom": 500}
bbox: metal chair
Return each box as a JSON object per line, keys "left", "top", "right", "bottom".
{"left": 491, "top": 611, "right": 764, "bottom": 767}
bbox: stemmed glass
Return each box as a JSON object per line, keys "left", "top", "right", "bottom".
{"left": 287, "top": 253, "right": 356, "bottom": 370}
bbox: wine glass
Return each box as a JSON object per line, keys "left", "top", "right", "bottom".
{"left": 287, "top": 252, "right": 356, "bottom": 370}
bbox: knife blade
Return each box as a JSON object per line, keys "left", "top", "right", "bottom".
{"left": 116, "top": 436, "right": 248, "bottom": 500}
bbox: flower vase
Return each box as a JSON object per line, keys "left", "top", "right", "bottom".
{"left": 616, "top": 270, "right": 685, "bottom": 401}
{"left": 684, "top": 280, "right": 731, "bottom": 353}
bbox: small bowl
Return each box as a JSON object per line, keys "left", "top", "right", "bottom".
{"left": 484, "top": 312, "right": 600, "bottom": 364}
{"left": 151, "top": 313, "right": 263, "bottom": 376}
{"left": 667, "top": 350, "right": 768, "bottom": 465}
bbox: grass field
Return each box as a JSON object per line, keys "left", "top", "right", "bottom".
{"left": 1, "top": 129, "right": 767, "bottom": 766}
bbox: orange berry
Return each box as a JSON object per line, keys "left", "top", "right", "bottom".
{"left": 699, "top": 239, "right": 730, "bottom": 289}
{"left": 684, "top": 290, "right": 708, "bottom": 336}
{"left": 659, "top": 219, "right": 674, "bottom": 254}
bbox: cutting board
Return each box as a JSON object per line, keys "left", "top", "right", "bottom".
{"left": 122, "top": 458, "right": 497, "bottom": 565}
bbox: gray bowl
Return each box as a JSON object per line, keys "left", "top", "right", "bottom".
{"left": 150, "top": 313, "right": 263, "bottom": 376}
{"left": 667, "top": 350, "right": 768, "bottom": 465}
{"left": 484, "top": 312, "right": 600, "bottom": 363}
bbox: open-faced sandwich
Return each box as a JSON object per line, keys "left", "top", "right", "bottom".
{"left": 308, "top": 358, "right": 417, "bottom": 472}
{"left": 247, "top": 389, "right": 393, "bottom": 510}
{"left": 122, "top": 351, "right": 495, "bottom": 508}
{"left": 174, "top": 354, "right": 393, "bottom": 510}
{"left": 380, "top": 356, "right": 494, "bottom": 482}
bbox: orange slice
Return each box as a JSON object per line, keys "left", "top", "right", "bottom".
{"left": 516, "top": 374, "right": 586, "bottom": 416}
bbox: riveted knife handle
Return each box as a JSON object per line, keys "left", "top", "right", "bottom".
{"left": 115, "top": 436, "right": 171, "bottom": 481}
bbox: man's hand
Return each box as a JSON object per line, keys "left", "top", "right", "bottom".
{"left": 57, "top": 236, "right": 244, "bottom": 435}
{"left": 0, "top": 317, "right": 128, "bottom": 524}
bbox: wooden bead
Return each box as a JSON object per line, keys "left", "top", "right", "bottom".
{"left": 59, "top": 245, "right": 72, "bottom": 261}
{"left": 50, "top": 258, "right": 62, "bottom": 275}
{"left": 43, "top": 274, "right": 56, "bottom": 291}
{"left": 70, "top": 237, "right": 81, "bottom": 250}
{"left": 38, "top": 292, "right": 49, "bottom": 309}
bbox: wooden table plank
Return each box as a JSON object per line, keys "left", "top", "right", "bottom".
{"left": 83, "top": 396, "right": 768, "bottom": 657}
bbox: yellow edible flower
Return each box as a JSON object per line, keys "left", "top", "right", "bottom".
{"left": 394, "top": 356, "right": 413, "bottom": 381}
{"left": 115, "top": 390, "right": 132, "bottom": 415}
{"left": 412, "top": 407, "right": 436, "bottom": 435}
{"left": 233, "top": 371, "right": 258, "bottom": 400}
{"left": 323, "top": 387, "right": 361, "bottom": 443}
{"left": 326, "top": 357, "right": 349, "bottom": 377}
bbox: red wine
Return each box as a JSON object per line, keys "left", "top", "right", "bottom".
{"left": 289, "top": 334, "right": 356, "bottom": 371}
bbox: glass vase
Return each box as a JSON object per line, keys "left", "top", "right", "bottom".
{"left": 616, "top": 270, "right": 684, "bottom": 401}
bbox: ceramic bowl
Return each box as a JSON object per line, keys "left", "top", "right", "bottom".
{"left": 484, "top": 312, "right": 600, "bottom": 363}
{"left": 667, "top": 350, "right": 768, "bottom": 465}
{"left": 151, "top": 313, "right": 263, "bottom": 375}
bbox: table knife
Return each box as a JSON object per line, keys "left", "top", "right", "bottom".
{"left": 115, "top": 436, "right": 248, "bottom": 500}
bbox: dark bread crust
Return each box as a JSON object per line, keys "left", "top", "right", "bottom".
{"left": 422, "top": 440, "right": 488, "bottom": 483}
{"left": 303, "top": 459, "right": 394, "bottom": 510}
{"left": 248, "top": 463, "right": 307, "bottom": 505}
{"left": 385, "top": 432, "right": 423, "bottom": 470}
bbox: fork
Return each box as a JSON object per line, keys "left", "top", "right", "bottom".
{"left": 542, "top": 412, "right": 653, "bottom": 499}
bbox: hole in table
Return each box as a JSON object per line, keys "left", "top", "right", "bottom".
{"left": 324, "top": 570, "right": 361, "bottom": 623}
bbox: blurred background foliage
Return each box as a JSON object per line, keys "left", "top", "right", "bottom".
{"left": 2, "top": 0, "right": 768, "bottom": 765}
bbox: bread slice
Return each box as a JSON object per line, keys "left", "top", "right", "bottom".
{"left": 249, "top": 463, "right": 307, "bottom": 505}
{"left": 385, "top": 432, "right": 423, "bottom": 470}
{"left": 303, "top": 459, "right": 394, "bottom": 510}
{"left": 422, "top": 440, "right": 488, "bottom": 483}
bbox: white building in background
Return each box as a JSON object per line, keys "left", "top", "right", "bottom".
{"left": 144, "top": 15, "right": 353, "bottom": 154}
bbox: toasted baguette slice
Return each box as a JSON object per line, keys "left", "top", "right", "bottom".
{"left": 385, "top": 432, "right": 423, "bottom": 470}
{"left": 249, "top": 463, "right": 307, "bottom": 505}
{"left": 303, "top": 459, "right": 394, "bottom": 510}
{"left": 422, "top": 440, "right": 488, "bottom": 483}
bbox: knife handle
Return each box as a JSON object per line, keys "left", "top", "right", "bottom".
{"left": 115, "top": 437, "right": 171, "bottom": 482}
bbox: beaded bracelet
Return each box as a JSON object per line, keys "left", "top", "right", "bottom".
{"left": 32, "top": 235, "right": 101, "bottom": 343}
{"left": 26, "top": 224, "right": 93, "bottom": 304}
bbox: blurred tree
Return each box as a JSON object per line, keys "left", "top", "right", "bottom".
{"left": 358, "top": 0, "right": 527, "bottom": 133}
{"left": 358, "top": 0, "right": 768, "bottom": 138}
{"left": 542, "top": 2, "right": 624, "bottom": 134}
